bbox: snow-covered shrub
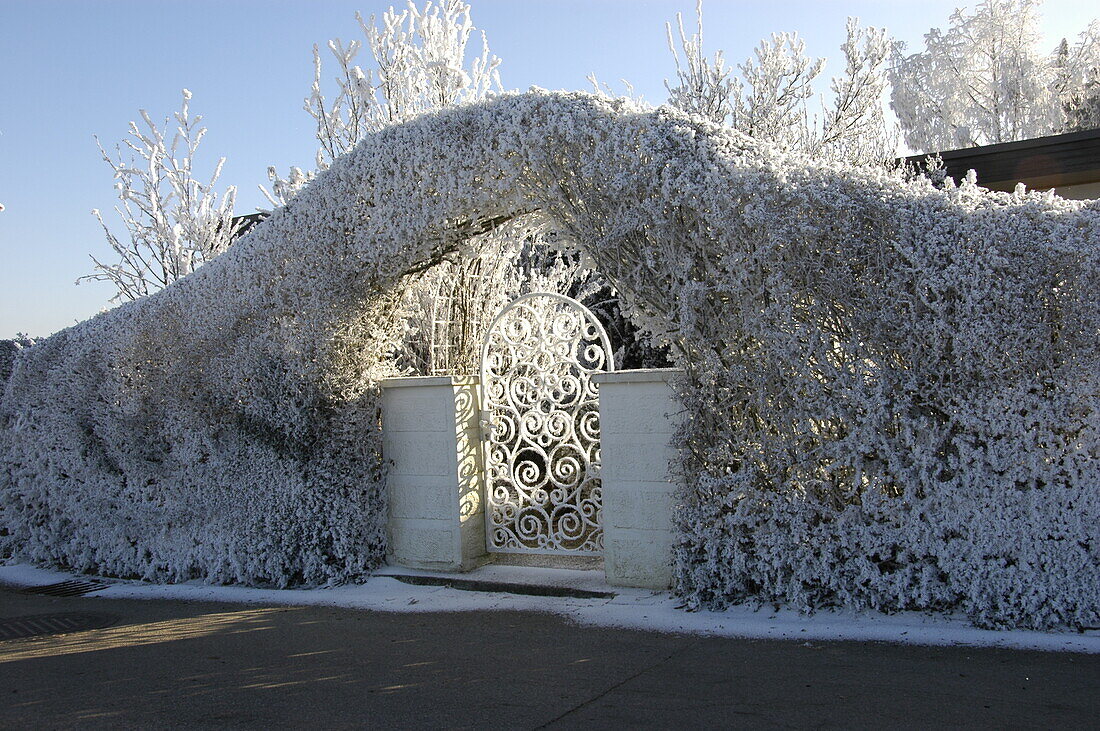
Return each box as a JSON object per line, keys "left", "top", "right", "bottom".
{"left": 0, "top": 336, "right": 36, "bottom": 389}
{"left": 1, "top": 92, "right": 1096, "bottom": 628}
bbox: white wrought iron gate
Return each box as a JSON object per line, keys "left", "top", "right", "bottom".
{"left": 479, "top": 293, "right": 614, "bottom": 554}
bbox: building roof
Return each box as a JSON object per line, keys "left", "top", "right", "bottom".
{"left": 905, "top": 128, "right": 1100, "bottom": 193}
{"left": 232, "top": 211, "right": 269, "bottom": 238}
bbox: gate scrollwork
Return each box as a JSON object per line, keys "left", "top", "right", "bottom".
{"left": 480, "top": 293, "right": 614, "bottom": 554}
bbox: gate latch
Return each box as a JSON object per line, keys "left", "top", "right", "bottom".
{"left": 479, "top": 410, "right": 493, "bottom": 440}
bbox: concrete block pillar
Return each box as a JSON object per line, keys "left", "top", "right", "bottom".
{"left": 380, "top": 375, "right": 486, "bottom": 571}
{"left": 593, "top": 369, "right": 683, "bottom": 589}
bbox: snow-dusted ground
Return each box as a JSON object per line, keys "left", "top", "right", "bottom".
{"left": 2, "top": 562, "right": 1097, "bottom": 654}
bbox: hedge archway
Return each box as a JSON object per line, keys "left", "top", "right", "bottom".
{"left": 2, "top": 92, "right": 1097, "bottom": 628}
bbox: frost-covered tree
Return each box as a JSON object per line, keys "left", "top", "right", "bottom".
{"left": 1066, "top": 70, "right": 1100, "bottom": 130}
{"left": 83, "top": 90, "right": 239, "bottom": 303}
{"left": 663, "top": 1, "right": 737, "bottom": 125}
{"left": 817, "top": 19, "right": 896, "bottom": 164}
{"left": 265, "top": 0, "right": 500, "bottom": 194}
{"left": 1055, "top": 21, "right": 1100, "bottom": 132}
{"left": 891, "top": 1, "right": 1100, "bottom": 153}
{"left": 665, "top": 2, "right": 896, "bottom": 165}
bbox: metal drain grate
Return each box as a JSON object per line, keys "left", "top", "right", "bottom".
{"left": 21, "top": 580, "right": 110, "bottom": 598}
{"left": 0, "top": 612, "right": 119, "bottom": 640}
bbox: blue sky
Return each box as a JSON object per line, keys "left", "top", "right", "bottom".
{"left": 1, "top": 0, "right": 1095, "bottom": 338}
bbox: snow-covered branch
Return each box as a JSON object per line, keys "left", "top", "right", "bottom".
{"left": 301, "top": 0, "right": 501, "bottom": 173}
{"left": 663, "top": 4, "right": 896, "bottom": 164}
{"left": 664, "top": 0, "right": 736, "bottom": 126}
{"left": 82, "top": 90, "right": 238, "bottom": 303}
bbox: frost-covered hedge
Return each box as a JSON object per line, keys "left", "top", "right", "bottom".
{"left": 0, "top": 337, "right": 36, "bottom": 387}
{"left": 1, "top": 92, "right": 1097, "bottom": 627}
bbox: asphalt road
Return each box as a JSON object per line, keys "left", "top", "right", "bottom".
{"left": 1, "top": 585, "right": 1097, "bottom": 729}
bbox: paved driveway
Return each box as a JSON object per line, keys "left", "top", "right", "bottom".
{"left": 1, "top": 585, "right": 1097, "bottom": 729}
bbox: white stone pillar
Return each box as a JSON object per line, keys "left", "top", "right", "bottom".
{"left": 380, "top": 375, "right": 486, "bottom": 571}
{"left": 593, "top": 369, "right": 683, "bottom": 589}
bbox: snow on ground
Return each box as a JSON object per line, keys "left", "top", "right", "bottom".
{"left": 2, "top": 562, "right": 1097, "bottom": 654}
